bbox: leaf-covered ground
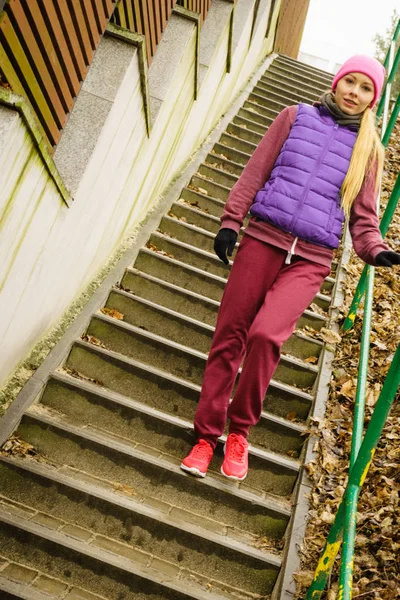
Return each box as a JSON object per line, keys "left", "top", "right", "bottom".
{"left": 295, "top": 122, "right": 400, "bottom": 600}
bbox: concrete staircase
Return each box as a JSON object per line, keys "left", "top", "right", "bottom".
{"left": 0, "top": 55, "right": 334, "bottom": 600}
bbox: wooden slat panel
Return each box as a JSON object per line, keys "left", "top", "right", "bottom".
{"left": 146, "top": 0, "right": 156, "bottom": 57}
{"left": 40, "top": 0, "right": 81, "bottom": 97}
{"left": 26, "top": 0, "right": 77, "bottom": 105}
{"left": 91, "top": 0, "right": 107, "bottom": 34}
{"left": 8, "top": 0, "right": 66, "bottom": 127}
{"left": 152, "top": 0, "right": 162, "bottom": 43}
{"left": 132, "top": 0, "right": 144, "bottom": 34}
{"left": 56, "top": 0, "right": 87, "bottom": 81}
{"left": 124, "top": 0, "right": 135, "bottom": 30}
{"left": 0, "top": 13, "right": 60, "bottom": 144}
{"left": 160, "top": 0, "right": 167, "bottom": 30}
{"left": 82, "top": 0, "right": 101, "bottom": 48}
{"left": 140, "top": 0, "right": 152, "bottom": 62}
{"left": 0, "top": 42, "right": 53, "bottom": 148}
{"left": 103, "top": 0, "right": 115, "bottom": 16}
{"left": 70, "top": 0, "right": 94, "bottom": 64}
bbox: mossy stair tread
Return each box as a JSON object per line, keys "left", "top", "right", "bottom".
{"left": 0, "top": 503, "right": 243, "bottom": 600}
{"left": 0, "top": 455, "right": 282, "bottom": 567}
{"left": 22, "top": 404, "right": 294, "bottom": 512}
{"left": 67, "top": 335, "right": 315, "bottom": 406}
{"left": 268, "top": 64, "right": 331, "bottom": 90}
{"left": 262, "top": 69, "right": 327, "bottom": 95}
{"left": 121, "top": 266, "right": 327, "bottom": 341}
{"left": 104, "top": 285, "right": 324, "bottom": 361}
{"left": 50, "top": 369, "right": 307, "bottom": 438}
{"left": 84, "top": 312, "right": 320, "bottom": 389}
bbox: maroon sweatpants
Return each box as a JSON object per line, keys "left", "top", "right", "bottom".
{"left": 194, "top": 235, "right": 331, "bottom": 448}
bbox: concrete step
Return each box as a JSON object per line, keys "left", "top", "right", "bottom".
{"left": 0, "top": 555, "right": 108, "bottom": 600}
{"left": 266, "top": 65, "right": 328, "bottom": 96}
{"left": 103, "top": 284, "right": 323, "bottom": 363}
{"left": 276, "top": 54, "right": 333, "bottom": 82}
{"left": 252, "top": 82, "right": 314, "bottom": 108}
{"left": 168, "top": 199, "right": 222, "bottom": 233}
{"left": 17, "top": 406, "right": 292, "bottom": 531}
{"left": 44, "top": 370, "right": 307, "bottom": 455}
{"left": 114, "top": 246, "right": 322, "bottom": 359}
{"left": 231, "top": 114, "right": 267, "bottom": 136}
{"left": 189, "top": 174, "right": 231, "bottom": 202}
{"left": 211, "top": 142, "right": 251, "bottom": 166}
{"left": 121, "top": 267, "right": 327, "bottom": 334}
{"left": 257, "top": 71, "right": 321, "bottom": 103}
{"left": 131, "top": 247, "right": 331, "bottom": 314}
{"left": 197, "top": 163, "right": 238, "bottom": 189}
{"left": 0, "top": 503, "right": 245, "bottom": 600}
{"left": 227, "top": 120, "right": 264, "bottom": 144}
{"left": 237, "top": 107, "right": 273, "bottom": 129}
{"left": 83, "top": 311, "right": 319, "bottom": 391}
{"left": 180, "top": 186, "right": 226, "bottom": 216}
{"left": 64, "top": 330, "right": 315, "bottom": 427}
{"left": 247, "top": 91, "right": 289, "bottom": 113}
{"left": 0, "top": 458, "right": 281, "bottom": 596}
{"left": 204, "top": 153, "right": 244, "bottom": 177}
{"left": 243, "top": 99, "right": 279, "bottom": 121}
{"left": 219, "top": 132, "right": 256, "bottom": 156}
{"left": 269, "top": 63, "right": 330, "bottom": 92}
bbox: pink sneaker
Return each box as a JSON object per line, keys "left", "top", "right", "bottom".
{"left": 221, "top": 433, "right": 248, "bottom": 481}
{"left": 180, "top": 440, "right": 213, "bottom": 478}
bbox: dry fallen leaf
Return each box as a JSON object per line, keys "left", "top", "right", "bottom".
{"left": 101, "top": 307, "right": 124, "bottom": 320}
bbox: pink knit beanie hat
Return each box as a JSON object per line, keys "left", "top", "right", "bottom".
{"left": 332, "top": 55, "right": 386, "bottom": 108}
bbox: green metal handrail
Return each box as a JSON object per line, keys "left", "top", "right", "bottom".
{"left": 305, "top": 344, "right": 400, "bottom": 600}
{"left": 343, "top": 166, "right": 400, "bottom": 331}
{"left": 376, "top": 19, "right": 400, "bottom": 118}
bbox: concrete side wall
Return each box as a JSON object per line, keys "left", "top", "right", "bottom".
{"left": 0, "top": 1, "right": 276, "bottom": 387}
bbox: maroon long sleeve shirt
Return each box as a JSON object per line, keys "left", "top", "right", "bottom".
{"left": 220, "top": 106, "right": 389, "bottom": 267}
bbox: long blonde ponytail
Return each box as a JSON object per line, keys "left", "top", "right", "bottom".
{"left": 341, "top": 107, "right": 384, "bottom": 218}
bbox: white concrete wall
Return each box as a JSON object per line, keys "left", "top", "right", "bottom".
{"left": 0, "top": 1, "right": 277, "bottom": 387}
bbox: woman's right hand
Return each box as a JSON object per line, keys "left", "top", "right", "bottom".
{"left": 214, "top": 228, "right": 238, "bottom": 265}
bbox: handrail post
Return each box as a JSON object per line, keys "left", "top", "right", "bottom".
{"left": 306, "top": 344, "right": 400, "bottom": 600}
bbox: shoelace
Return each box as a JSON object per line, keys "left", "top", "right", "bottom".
{"left": 192, "top": 441, "right": 211, "bottom": 460}
{"left": 226, "top": 436, "right": 246, "bottom": 462}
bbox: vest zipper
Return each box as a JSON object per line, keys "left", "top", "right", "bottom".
{"left": 288, "top": 123, "right": 339, "bottom": 235}
{"left": 285, "top": 237, "right": 298, "bottom": 264}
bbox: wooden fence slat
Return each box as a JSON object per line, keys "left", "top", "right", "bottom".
{"left": 39, "top": 0, "right": 81, "bottom": 97}
{"left": 103, "top": 0, "right": 114, "bottom": 16}
{"left": 124, "top": 0, "right": 135, "bottom": 30}
{"left": 23, "top": 0, "right": 76, "bottom": 108}
{"left": 0, "top": 42, "right": 53, "bottom": 147}
{"left": 132, "top": 0, "right": 144, "bottom": 34}
{"left": 56, "top": 0, "right": 87, "bottom": 81}
{"left": 70, "top": 0, "right": 94, "bottom": 64}
{"left": 0, "top": 13, "right": 60, "bottom": 144}
{"left": 91, "top": 0, "right": 107, "bottom": 34}
{"left": 152, "top": 0, "right": 162, "bottom": 43}
{"left": 140, "top": 0, "right": 152, "bottom": 62}
{"left": 146, "top": 0, "right": 156, "bottom": 57}
{"left": 116, "top": 3, "right": 127, "bottom": 28}
{"left": 82, "top": 0, "right": 101, "bottom": 48}
{"left": 160, "top": 0, "right": 166, "bottom": 30}
{"left": 9, "top": 0, "right": 67, "bottom": 127}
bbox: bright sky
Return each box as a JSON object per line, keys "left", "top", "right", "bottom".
{"left": 300, "top": 0, "right": 398, "bottom": 69}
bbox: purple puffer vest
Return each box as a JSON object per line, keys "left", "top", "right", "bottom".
{"left": 250, "top": 103, "right": 358, "bottom": 249}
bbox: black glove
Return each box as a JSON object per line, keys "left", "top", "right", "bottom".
{"left": 375, "top": 251, "right": 400, "bottom": 267}
{"left": 214, "top": 228, "right": 238, "bottom": 265}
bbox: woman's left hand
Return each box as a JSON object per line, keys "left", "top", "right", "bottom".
{"left": 376, "top": 251, "right": 400, "bottom": 267}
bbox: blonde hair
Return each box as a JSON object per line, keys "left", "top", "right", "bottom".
{"left": 341, "top": 107, "right": 384, "bottom": 218}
